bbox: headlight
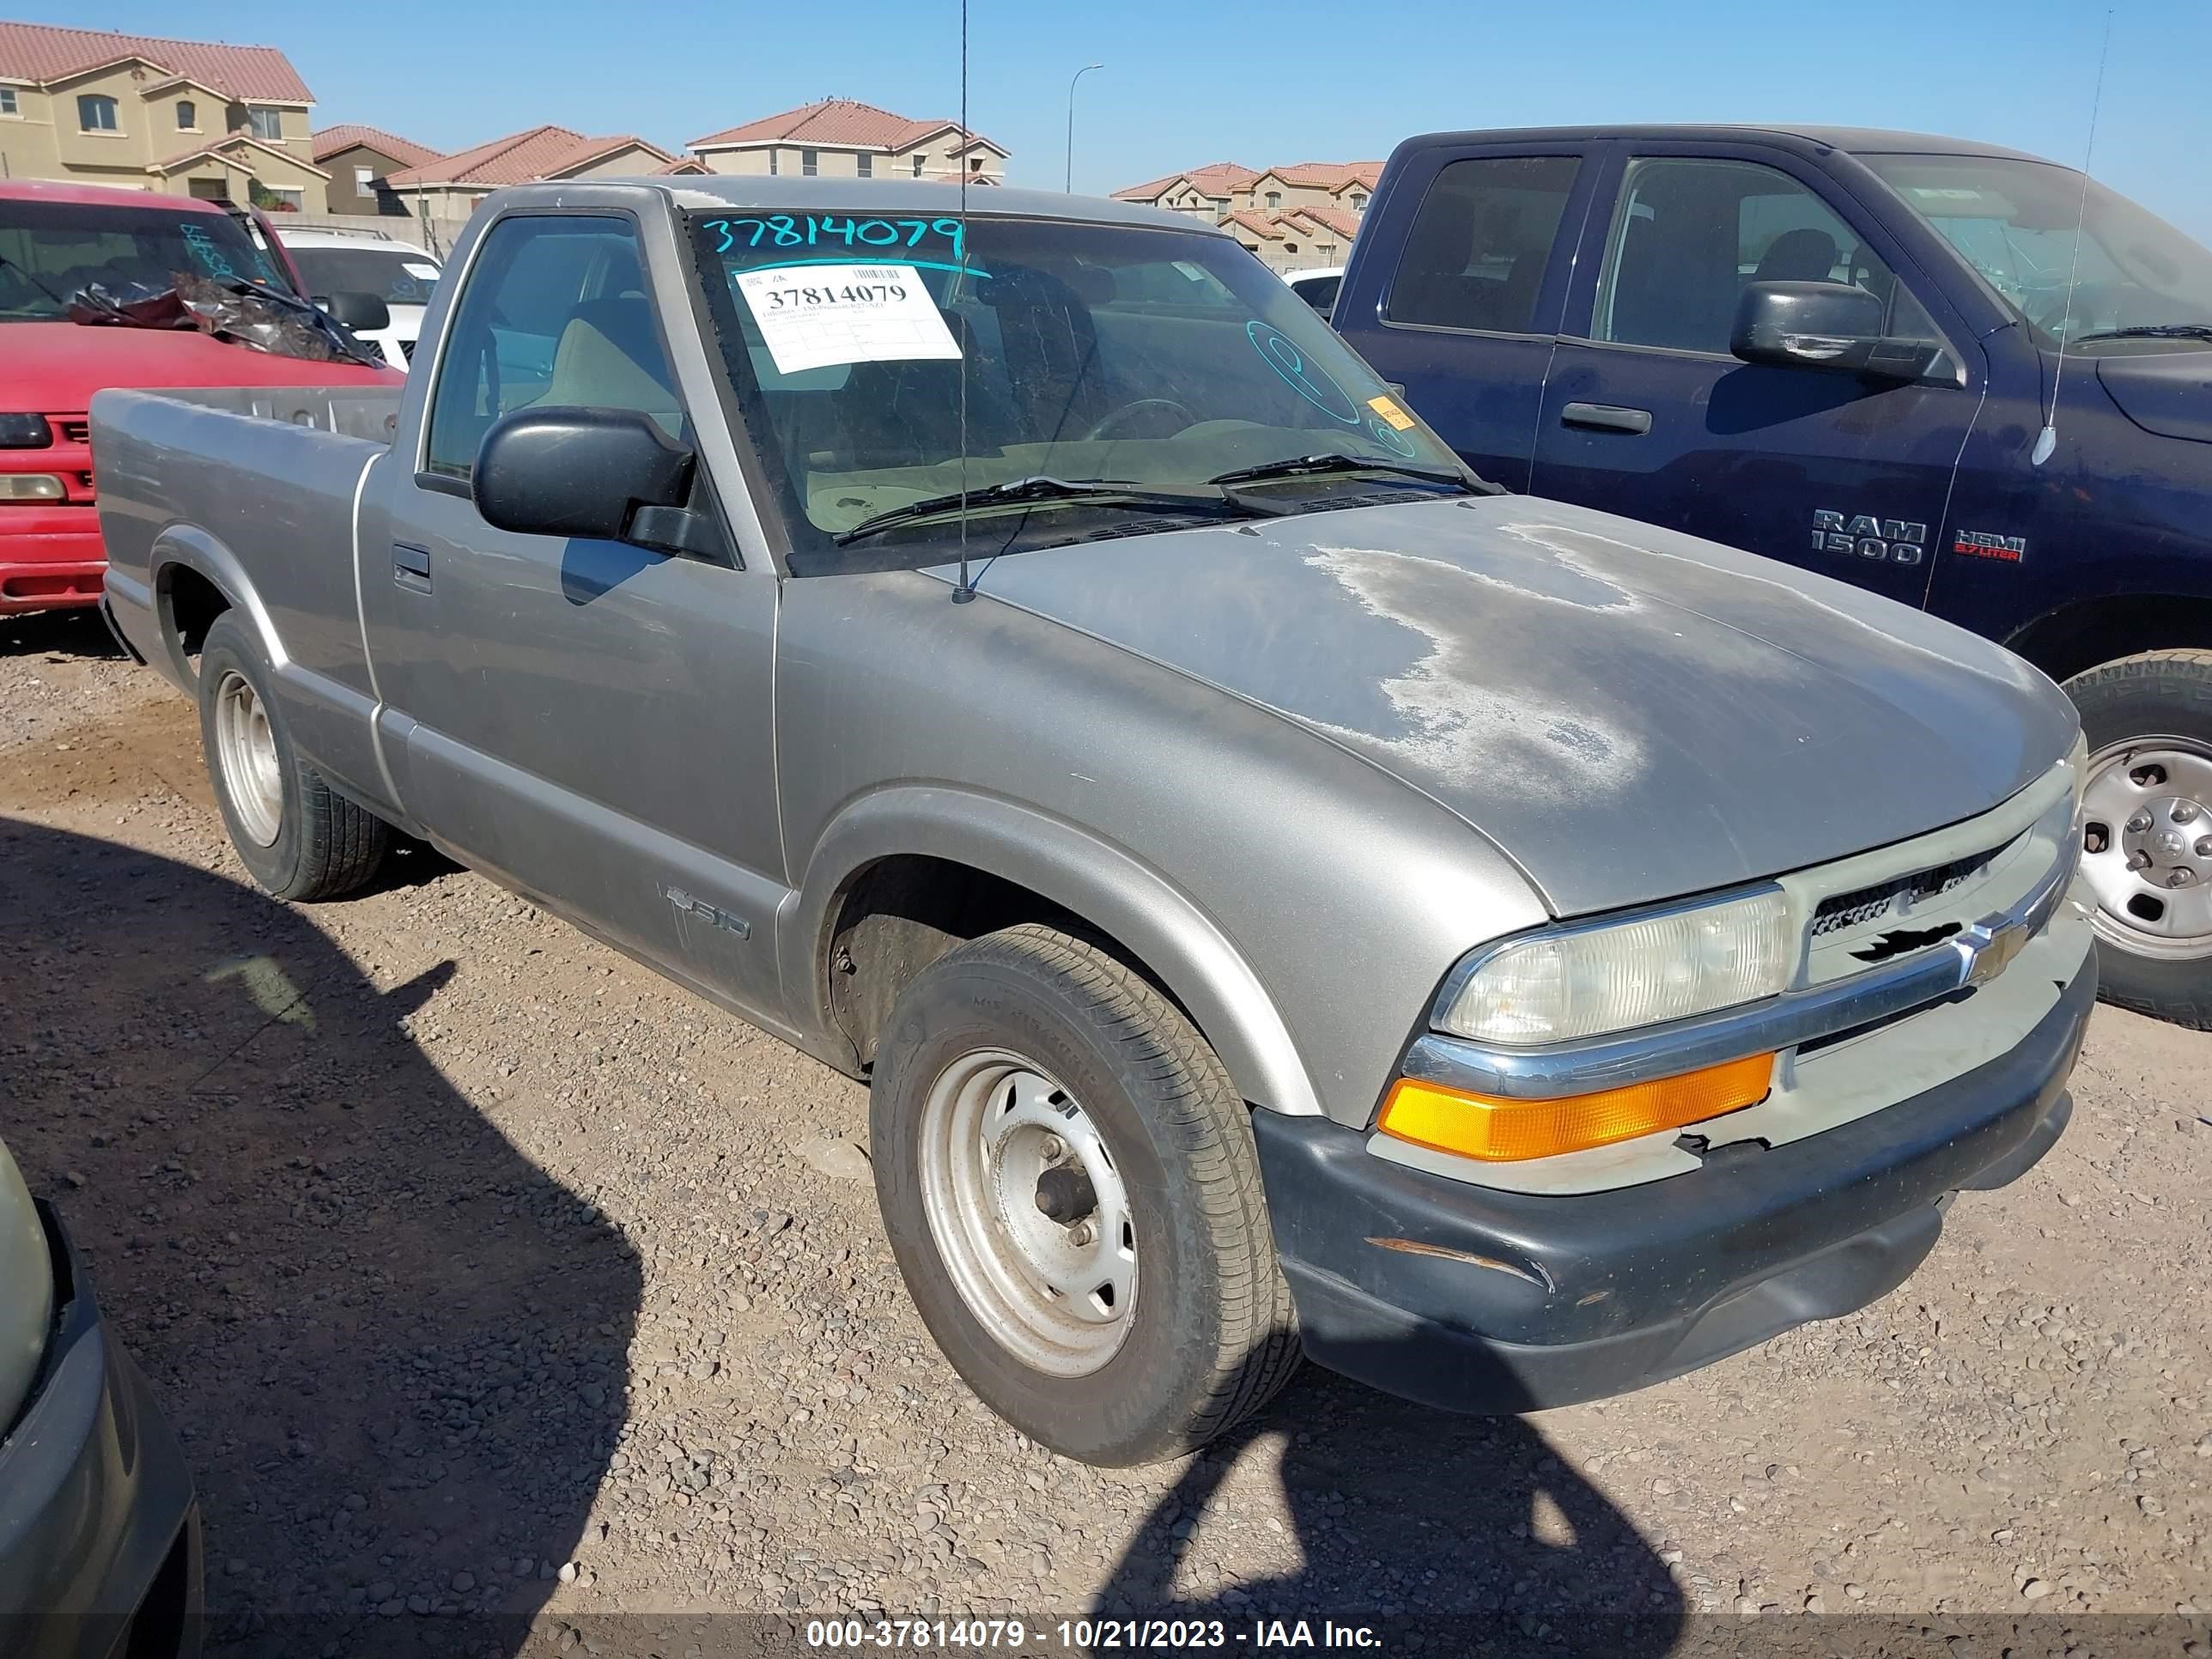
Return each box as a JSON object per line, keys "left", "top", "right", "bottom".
{"left": 0, "top": 475, "right": 65, "bottom": 502}
{"left": 1437, "top": 889, "right": 1794, "bottom": 1046}
{"left": 0, "top": 414, "right": 52, "bottom": 449}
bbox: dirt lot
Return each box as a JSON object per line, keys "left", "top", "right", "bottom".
{"left": 3, "top": 606, "right": 2209, "bottom": 1659}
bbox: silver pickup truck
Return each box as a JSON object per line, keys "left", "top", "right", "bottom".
{"left": 94, "top": 177, "right": 2094, "bottom": 1467}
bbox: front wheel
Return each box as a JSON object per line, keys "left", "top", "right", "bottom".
{"left": 870, "top": 925, "right": 1300, "bottom": 1466}
{"left": 2066, "top": 648, "right": 2212, "bottom": 1029}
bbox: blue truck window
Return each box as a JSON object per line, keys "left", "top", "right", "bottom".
{"left": 1593, "top": 156, "right": 1939, "bottom": 355}
{"left": 1383, "top": 156, "right": 1579, "bottom": 334}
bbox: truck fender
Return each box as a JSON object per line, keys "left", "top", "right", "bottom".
{"left": 144, "top": 524, "right": 286, "bottom": 689}
{"left": 784, "top": 786, "right": 1325, "bottom": 1117}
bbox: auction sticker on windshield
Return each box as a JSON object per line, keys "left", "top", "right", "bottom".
{"left": 733, "top": 264, "right": 959, "bottom": 375}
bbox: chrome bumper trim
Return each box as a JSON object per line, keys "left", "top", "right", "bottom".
{"left": 1403, "top": 844, "right": 2079, "bottom": 1102}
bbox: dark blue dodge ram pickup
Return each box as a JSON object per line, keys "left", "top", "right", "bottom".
{"left": 1336, "top": 125, "right": 2212, "bottom": 1026}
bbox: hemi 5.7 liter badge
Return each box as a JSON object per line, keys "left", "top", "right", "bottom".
{"left": 1953, "top": 529, "right": 2027, "bottom": 563}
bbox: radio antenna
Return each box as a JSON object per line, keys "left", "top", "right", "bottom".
{"left": 951, "top": 0, "right": 975, "bottom": 602}
{"left": 2033, "top": 7, "right": 2114, "bottom": 468}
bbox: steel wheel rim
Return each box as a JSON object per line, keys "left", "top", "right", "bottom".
{"left": 2077, "top": 736, "right": 2212, "bottom": 960}
{"left": 916, "top": 1048, "right": 1139, "bottom": 1376}
{"left": 213, "top": 671, "right": 283, "bottom": 848}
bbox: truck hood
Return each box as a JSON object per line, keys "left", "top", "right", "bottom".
{"left": 961, "top": 495, "right": 2078, "bottom": 917}
{"left": 2096, "top": 347, "right": 2212, "bottom": 444}
{"left": 1, "top": 321, "right": 400, "bottom": 412}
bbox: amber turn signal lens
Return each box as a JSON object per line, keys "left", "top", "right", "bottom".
{"left": 1376, "top": 1052, "right": 1776, "bottom": 1163}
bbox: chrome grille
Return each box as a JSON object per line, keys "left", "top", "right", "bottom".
{"left": 398, "top": 337, "right": 416, "bottom": 362}
{"left": 1810, "top": 844, "right": 2004, "bottom": 938}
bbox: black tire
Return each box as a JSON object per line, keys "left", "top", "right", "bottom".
{"left": 870, "top": 924, "right": 1300, "bottom": 1466}
{"left": 198, "top": 611, "right": 390, "bottom": 902}
{"left": 2063, "top": 648, "right": 2212, "bottom": 1030}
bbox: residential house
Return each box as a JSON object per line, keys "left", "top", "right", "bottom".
{"left": 311, "top": 124, "right": 443, "bottom": 217}
{"left": 689, "top": 99, "right": 1006, "bottom": 185}
{"left": 1219, "top": 203, "right": 1363, "bottom": 274}
{"left": 1113, "top": 159, "right": 1382, "bottom": 273}
{"left": 1113, "top": 161, "right": 1258, "bottom": 220}
{"left": 379, "top": 125, "right": 683, "bottom": 223}
{"left": 0, "top": 20, "right": 327, "bottom": 207}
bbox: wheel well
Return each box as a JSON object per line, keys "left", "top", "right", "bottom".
{"left": 2004, "top": 593, "right": 2212, "bottom": 685}
{"left": 159, "top": 563, "right": 231, "bottom": 678}
{"left": 824, "top": 854, "right": 1182, "bottom": 1070}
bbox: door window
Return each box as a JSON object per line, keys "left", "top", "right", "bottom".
{"left": 1592, "top": 156, "right": 1939, "bottom": 356}
{"left": 422, "top": 216, "right": 684, "bottom": 482}
{"left": 1383, "top": 155, "right": 1580, "bottom": 333}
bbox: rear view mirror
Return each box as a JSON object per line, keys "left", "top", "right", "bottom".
{"left": 473, "top": 406, "right": 716, "bottom": 556}
{"left": 1731, "top": 282, "right": 1944, "bottom": 380}
{"left": 319, "top": 290, "right": 391, "bottom": 333}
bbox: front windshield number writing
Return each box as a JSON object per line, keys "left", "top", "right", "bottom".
{"left": 704, "top": 216, "right": 967, "bottom": 262}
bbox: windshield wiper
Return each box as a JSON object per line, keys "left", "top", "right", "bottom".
{"left": 1208, "top": 453, "right": 1496, "bottom": 494}
{"left": 2073, "top": 323, "right": 2212, "bottom": 343}
{"left": 0, "top": 252, "right": 70, "bottom": 312}
{"left": 835, "top": 475, "right": 1282, "bottom": 545}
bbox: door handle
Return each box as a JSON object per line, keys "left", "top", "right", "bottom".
{"left": 1560, "top": 402, "right": 1653, "bottom": 435}
{"left": 393, "top": 544, "right": 431, "bottom": 593}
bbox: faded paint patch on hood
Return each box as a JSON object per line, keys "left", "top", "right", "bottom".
{"left": 959, "top": 495, "right": 2076, "bottom": 917}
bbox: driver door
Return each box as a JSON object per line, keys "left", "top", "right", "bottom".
{"left": 1530, "top": 143, "right": 1984, "bottom": 609}
{"left": 358, "top": 210, "right": 787, "bottom": 1014}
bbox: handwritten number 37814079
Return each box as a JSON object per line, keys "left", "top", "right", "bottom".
{"left": 705, "top": 216, "right": 966, "bottom": 259}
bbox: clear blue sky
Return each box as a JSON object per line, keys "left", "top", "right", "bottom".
{"left": 24, "top": 0, "right": 2212, "bottom": 240}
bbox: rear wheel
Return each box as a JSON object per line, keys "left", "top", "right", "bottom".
{"left": 870, "top": 924, "right": 1300, "bottom": 1465}
{"left": 198, "top": 612, "right": 390, "bottom": 902}
{"left": 2066, "top": 649, "right": 2212, "bottom": 1029}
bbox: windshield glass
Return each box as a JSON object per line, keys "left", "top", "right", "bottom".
{"left": 1864, "top": 154, "right": 2212, "bottom": 343}
{"left": 0, "top": 199, "right": 287, "bottom": 321}
{"left": 289, "top": 244, "right": 441, "bottom": 307}
{"left": 687, "top": 210, "right": 1464, "bottom": 571}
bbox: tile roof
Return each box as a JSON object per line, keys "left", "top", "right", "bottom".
{"left": 149, "top": 133, "right": 330, "bottom": 178}
{"left": 313, "top": 124, "right": 444, "bottom": 168}
{"left": 382, "top": 126, "right": 677, "bottom": 189}
{"left": 1255, "top": 161, "right": 1385, "bottom": 190}
{"left": 1112, "top": 161, "right": 1256, "bottom": 203}
{"left": 690, "top": 98, "right": 1000, "bottom": 155}
{"left": 0, "top": 20, "right": 313, "bottom": 101}
{"left": 1282, "top": 204, "right": 1362, "bottom": 240}
{"left": 1219, "top": 209, "right": 1285, "bottom": 241}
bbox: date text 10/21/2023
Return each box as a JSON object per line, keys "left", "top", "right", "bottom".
{"left": 803, "top": 1620, "right": 1385, "bottom": 1650}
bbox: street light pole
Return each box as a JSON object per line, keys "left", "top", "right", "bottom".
{"left": 1065, "top": 63, "right": 1103, "bottom": 193}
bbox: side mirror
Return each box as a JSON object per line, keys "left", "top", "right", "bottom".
{"left": 319, "top": 290, "right": 391, "bottom": 332}
{"left": 1731, "top": 281, "right": 1943, "bottom": 380}
{"left": 474, "top": 406, "right": 702, "bottom": 549}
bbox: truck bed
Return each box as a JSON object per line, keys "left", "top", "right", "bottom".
{"left": 91, "top": 384, "right": 409, "bottom": 813}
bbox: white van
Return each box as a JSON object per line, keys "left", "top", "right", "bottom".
{"left": 277, "top": 226, "right": 444, "bottom": 369}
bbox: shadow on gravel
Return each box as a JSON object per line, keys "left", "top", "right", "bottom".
{"left": 1091, "top": 1353, "right": 1684, "bottom": 1656}
{"left": 0, "top": 606, "right": 124, "bottom": 660}
{"left": 0, "top": 818, "right": 642, "bottom": 1657}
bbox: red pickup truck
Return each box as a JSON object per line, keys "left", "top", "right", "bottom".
{"left": 1, "top": 179, "right": 400, "bottom": 617}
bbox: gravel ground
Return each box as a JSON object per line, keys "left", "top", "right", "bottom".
{"left": 3, "top": 606, "right": 2209, "bottom": 1659}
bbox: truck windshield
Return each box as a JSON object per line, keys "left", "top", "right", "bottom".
{"left": 288, "top": 245, "right": 441, "bottom": 307}
{"left": 687, "top": 210, "right": 1468, "bottom": 571}
{"left": 1864, "top": 155, "right": 2212, "bottom": 344}
{"left": 0, "top": 199, "right": 286, "bottom": 322}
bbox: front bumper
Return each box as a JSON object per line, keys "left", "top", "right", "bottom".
{"left": 0, "top": 1203, "right": 202, "bottom": 1659}
{"left": 1254, "top": 950, "right": 2093, "bottom": 1414}
{"left": 0, "top": 510, "right": 106, "bottom": 614}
